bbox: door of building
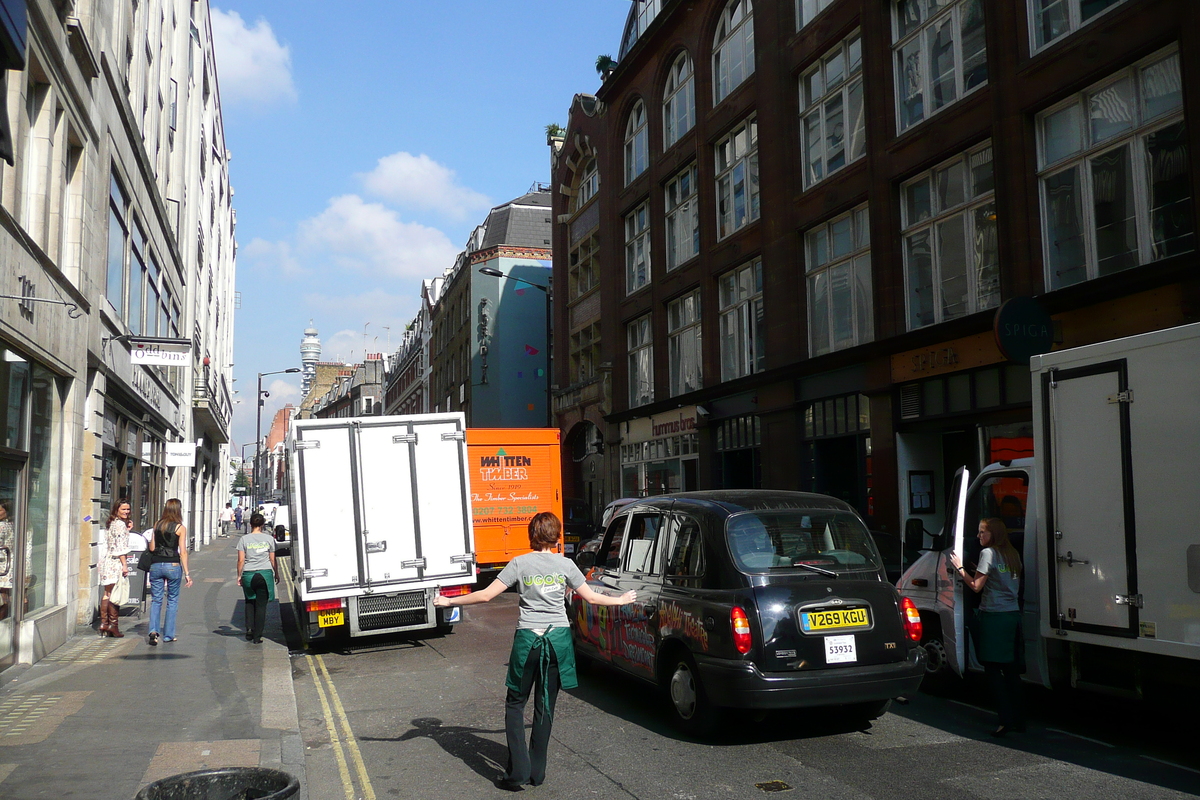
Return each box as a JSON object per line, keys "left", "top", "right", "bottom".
{"left": 0, "top": 459, "right": 23, "bottom": 671}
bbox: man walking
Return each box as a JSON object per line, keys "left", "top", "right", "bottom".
{"left": 219, "top": 503, "right": 234, "bottom": 537}
{"left": 234, "top": 504, "right": 244, "bottom": 534}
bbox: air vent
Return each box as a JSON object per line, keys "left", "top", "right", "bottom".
{"left": 900, "top": 384, "right": 922, "bottom": 420}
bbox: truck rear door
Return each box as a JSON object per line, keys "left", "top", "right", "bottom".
{"left": 294, "top": 423, "right": 361, "bottom": 593}
{"left": 1044, "top": 362, "right": 1138, "bottom": 637}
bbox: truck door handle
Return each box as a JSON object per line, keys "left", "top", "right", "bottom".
{"left": 366, "top": 541, "right": 387, "bottom": 554}
{"left": 1057, "top": 551, "right": 1089, "bottom": 567}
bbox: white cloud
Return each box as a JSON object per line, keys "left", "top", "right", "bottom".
{"left": 358, "top": 152, "right": 491, "bottom": 219}
{"left": 300, "top": 291, "right": 421, "bottom": 360}
{"left": 298, "top": 194, "right": 459, "bottom": 279}
{"left": 211, "top": 9, "right": 297, "bottom": 107}
{"left": 242, "top": 238, "right": 305, "bottom": 275}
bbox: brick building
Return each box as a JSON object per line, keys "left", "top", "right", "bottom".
{"left": 552, "top": 0, "right": 1198, "bottom": 541}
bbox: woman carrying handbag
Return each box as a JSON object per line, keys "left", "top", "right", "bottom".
{"left": 146, "top": 499, "right": 193, "bottom": 645}
{"left": 98, "top": 499, "right": 132, "bottom": 637}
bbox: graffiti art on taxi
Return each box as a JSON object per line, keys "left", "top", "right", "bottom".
{"left": 576, "top": 594, "right": 655, "bottom": 671}
{"left": 659, "top": 600, "right": 710, "bottom": 651}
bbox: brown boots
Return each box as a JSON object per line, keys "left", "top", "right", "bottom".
{"left": 98, "top": 598, "right": 125, "bottom": 638}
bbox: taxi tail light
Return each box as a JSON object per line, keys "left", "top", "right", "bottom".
{"left": 438, "top": 585, "right": 471, "bottom": 598}
{"left": 900, "top": 597, "right": 922, "bottom": 642}
{"left": 305, "top": 598, "right": 345, "bottom": 613}
{"left": 731, "top": 607, "right": 752, "bottom": 654}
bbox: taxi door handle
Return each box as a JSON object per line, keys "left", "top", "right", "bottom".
{"left": 642, "top": 603, "right": 656, "bottom": 615}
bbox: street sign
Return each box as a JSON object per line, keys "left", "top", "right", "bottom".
{"left": 165, "top": 442, "right": 197, "bottom": 467}
{"left": 130, "top": 336, "right": 191, "bottom": 366}
{"left": 994, "top": 297, "right": 1055, "bottom": 365}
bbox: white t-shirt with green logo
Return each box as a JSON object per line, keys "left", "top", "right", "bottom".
{"left": 497, "top": 551, "right": 586, "bottom": 629}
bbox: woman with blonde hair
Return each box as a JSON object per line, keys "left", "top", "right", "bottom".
{"left": 146, "top": 498, "right": 193, "bottom": 645}
{"left": 98, "top": 498, "right": 132, "bottom": 637}
{"left": 951, "top": 517, "right": 1025, "bottom": 736}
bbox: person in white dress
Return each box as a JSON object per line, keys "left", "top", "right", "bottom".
{"left": 99, "top": 499, "right": 132, "bottom": 637}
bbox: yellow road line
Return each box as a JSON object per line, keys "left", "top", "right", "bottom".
{"left": 305, "top": 657, "right": 356, "bottom": 800}
{"left": 316, "top": 655, "right": 377, "bottom": 800}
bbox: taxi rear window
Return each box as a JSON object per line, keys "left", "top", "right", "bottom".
{"left": 725, "top": 510, "right": 881, "bottom": 574}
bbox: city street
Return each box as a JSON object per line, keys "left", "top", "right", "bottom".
{"left": 280, "top": 562, "right": 1200, "bottom": 800}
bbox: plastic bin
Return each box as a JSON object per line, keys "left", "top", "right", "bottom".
{"left": 134, "top": 767, "right": 299, "bottom": 800}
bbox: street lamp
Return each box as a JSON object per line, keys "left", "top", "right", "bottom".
{"left": 478, "top": 267, "right": 552, "bottom": 426}
{"left": 256, "top": 368, "right": 300, "bottom": 509}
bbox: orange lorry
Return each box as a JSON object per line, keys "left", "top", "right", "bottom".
{"left": 466, "top": 429, "right": 563, "bottom": 572}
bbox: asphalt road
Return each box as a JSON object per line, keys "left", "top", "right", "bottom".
{"left": 281, "top": 584, "right": 1200, "bottom": 800}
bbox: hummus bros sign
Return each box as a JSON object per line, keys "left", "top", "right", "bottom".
{"left": 627, "top": 406, "right": 700, "bottom": 444}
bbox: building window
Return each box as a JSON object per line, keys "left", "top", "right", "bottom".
{"left": 715, "top": 414, "right": 761, "bottom": 489}
{"left": 625, "top": 100, "right": 648, "bottom": 185}
{"left": 665, "top": 165, "right": 699, "bottom": 270}
{"left": 714, "top": 0, "right": 754, "bottom": 104}
{"left": 719, "top": 259, "right": 763, "bottom": 381}
{"left": 1037, "top": 47, "right": 1191, "bottom": 290}
{"left": 716, "top": 116, "right": 759, "bottom": 240}
{"left": 128, "top": 222, "right": 147, "bottom": 335}
{"left": 106, "top": 176, "right": 129, "bottom": 317}
{"left": 797, "top": 0, "right": 834, "bottom": 28}
{"left": 664, "top": 51, "right": 696, "bottom": 150}
{"left": 902, "top": 142, "right": 998, "bottom": 329}
{"left": 625, "top": 202, "right": 651, "bottom": 294}
{"left": 569, "top": 232, "right": 598, "bottom": 299}
{"left": 570, "top": 322, "right": 600, "bottom": 385}
{"left": 807, "top": 204, "right": 874, "bottom": 356}
{"left": 893, "top": 0, "right": 987, "bottom": 133}
{"left": 801, "top": 32, "right": 866, "bottom": 188}
{"left": 1029, "top": 0, "right": 1128, "bottom": 51}
{"left": 668, "top": 292, "right": 702, "bottom": 396}
{"left": 628, "top": 316, "right": 654, "bottom": 407}
{"left": 571, "top": 156, "right": 599, "bottom": 213}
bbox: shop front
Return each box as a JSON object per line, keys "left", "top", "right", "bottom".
{"left": 619, "top": 406, "right": 700, "bottom": 498}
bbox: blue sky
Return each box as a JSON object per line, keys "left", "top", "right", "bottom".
{"left": 217, "top": 1, "right": 634, "bottom": 447}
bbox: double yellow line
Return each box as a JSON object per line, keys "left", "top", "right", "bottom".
{"left": 282, "top": 559, "right": 376, "bottom": 800}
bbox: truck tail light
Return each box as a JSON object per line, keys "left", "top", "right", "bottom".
{"left": 305, "top": 598, "right": 345, "bottom": 613}
{"left": 439, "top": 585, "right": 471, "bottom": 598}
{"left": 900, "top": 597, "right": 922, "bottom": 642}
{"left": 731, "top": 606, "right": 752, "bottom": 654}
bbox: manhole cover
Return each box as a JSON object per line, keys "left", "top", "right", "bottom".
{"left": 755, "top": 781, "right": 793, "bottom": 793}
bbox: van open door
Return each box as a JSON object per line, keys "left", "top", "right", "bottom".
{"left": 944, "top": 466, "right": 970, "bottom": 676}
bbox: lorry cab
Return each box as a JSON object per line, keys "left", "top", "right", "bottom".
{"left": 897, "top": 459, "right": 1049, "bottom": 687}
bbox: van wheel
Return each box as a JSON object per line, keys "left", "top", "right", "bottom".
{"left": 923, "top": 638, "right": 948, "bottom": 674}
{"left": 665, "top": 654, "right": 719, "bottom": 735}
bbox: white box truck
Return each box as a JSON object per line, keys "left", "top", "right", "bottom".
{"left": 286, "top": 412, "right": 476, "bottom": 642}
{"left": 898, "top": 322, "right": 1200, "bottom": 697}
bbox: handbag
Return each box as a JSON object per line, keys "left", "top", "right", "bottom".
{"left": 110, "top": 574, "right": 130, "bottom": 605}
{"left": 136, "top": 549, "right": 154, "bottom": 573}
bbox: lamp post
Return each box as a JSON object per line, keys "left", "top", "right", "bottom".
{"left": 478, "top": 267, "right": 552, "bottom": 427}
{"left": 256, "top": 368, "right": 300, "bottom": 509}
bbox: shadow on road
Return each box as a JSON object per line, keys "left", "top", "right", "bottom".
{"left": 360, "top": 717, "right": 509, "bottom": 782}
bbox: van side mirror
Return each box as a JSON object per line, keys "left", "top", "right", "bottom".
{"left": 575, "top": 551, "right": 595, "bottom": 569}
{"left": 929, "top": 533, "right": 947, "bottom": 551}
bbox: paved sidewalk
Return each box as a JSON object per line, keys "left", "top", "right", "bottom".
{"left": 0, "top": 536, "right": 306, "bottom": 800}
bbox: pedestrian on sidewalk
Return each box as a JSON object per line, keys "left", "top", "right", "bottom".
{"left": 434, "top": 511, "right": 636, "bottom": 791}
{"left": 97, "top": 498, "right": 132, "bottom": 637}
{"left": 146, "top": 498, "right": 193, "bottom": 646}
{"left": 219, "top": 503, "right": 234, "bottom": 537}
{"left": 951, "top": 517, "right": 1026, "bottom": 737}
{"left": 236, "top": 512, "right": 277, "bottom": 644}
{"left": 234, "top": 504, "right": 244, "bottom": 533}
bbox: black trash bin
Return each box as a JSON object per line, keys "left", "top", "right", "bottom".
{"left": 134, "top": 767, "right": 299, "bottom": 800}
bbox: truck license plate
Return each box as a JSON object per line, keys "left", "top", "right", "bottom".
{"left": 318, "top": 609, "right": 345, "bottom": 628}
{"left": 824, "top": 635, "right": 857, "bottom": 664}
{"left": 801, "top": 607, "right": 870, "bottom": 633}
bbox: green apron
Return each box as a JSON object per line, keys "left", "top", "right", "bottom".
{"left": 505, "top": 627, "right": 577, "bottom": 706}
{"left": 240, "top": 569, "right": 275, "bottom": 602}
{"left": 975, "top": 610, "right": 1020, "bottom": 664}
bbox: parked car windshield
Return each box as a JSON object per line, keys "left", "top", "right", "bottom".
{"left": 725, "top": 510, "right": 882, "bottom": 574}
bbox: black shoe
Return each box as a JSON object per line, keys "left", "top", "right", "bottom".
{"left": 252, "top": 637, "right": 263, "bottom": 644}
{"left": 495, "top": 779, "right": 524, "bottom": 792}
{"left": 148, "top": 632, "right": 158, "bottom": 647}
{"left": 245, "top": 633, "right": 254, "bottom": 641}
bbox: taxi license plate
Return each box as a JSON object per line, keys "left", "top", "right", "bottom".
{"left": 317, "top": 609, "right": 345, "bottom": 628}
{"left": 800, "top": 607, "right": 869, "bottom": 633}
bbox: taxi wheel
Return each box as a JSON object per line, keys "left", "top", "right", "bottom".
{"left": 666, "top": 654, "right": 718, "bottom": 735}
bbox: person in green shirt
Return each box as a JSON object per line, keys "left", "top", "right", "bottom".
{"left": 435, "top": 512, "right": 635, "bottom": 790}
{"left": 236, "top": 512, "right": 277, "bottom": 644}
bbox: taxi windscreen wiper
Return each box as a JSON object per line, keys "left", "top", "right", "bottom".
{"left": 792, "top": 561, "right": 838, "bottom": 577}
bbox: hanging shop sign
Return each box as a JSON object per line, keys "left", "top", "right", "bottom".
{"left": 165, "top": 442, "right": 197, "bottom": 467}
{"left": 891, "top": 332, "right": 1005, "bottom": 383}
{"left": 993, "top": 297, "right": 1055, "bottom": 365}
{"left": 130, "top": 336, "right": 191, "bottom": 366}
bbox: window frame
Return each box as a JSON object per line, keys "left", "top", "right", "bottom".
{"left": 625, "top": 100, "right": 649, "bottom": 186}
{"left": 901, "top": 141, "right": 999, "bottom": 329}
{"left": 571, "top": 156, "right": 600, "bottom": 214}
{"left": 569, "top": 232, "right": 599, "bottom": 300}
{"left": 805, "top": 203, "right": 874, "bottom": 356}
{"left": 1035, "top": 46, "right": 1191, "bottom": 290}
{"left": 663, "top": 51, "right": 696, "bottom": 150}
{"left": 797, "top": 0, "right": 835, "bottom": 29}
{"left": 106, "top": 175, "right": 130, "bottom": 319}
{"left": 625, "top": 202, "right": 652, "bottom": 295}
{"left": 628, "top": 315, "right": 655, "bottom": 408}
{"left": 800, "top": 31, "right": 866, "bottom": 189}
{"left": 715, "top": 115, "right": 760, "bottom": 240}
{"left": 713, "top": 0, "right": 755, "bottom": 105}
{"left": 622, "top": 513, "right": 667, "bottom": 576}
{"left": 664, "top": 513, "right": 706, "bottom": 585}
{"left": 668, "top": 291, "right": 703, "bottom": 397}
{"left": 718, "top": 259, "right": 764, "bottom": 381}
{"left": 665, "top": 164, "right": 700, "bottom": 270}
{"left": 1027, "top": 0, "right": 1129, "bottom": 53}
{"left": 892, "top": 0, "right": 988, "bottom": 134}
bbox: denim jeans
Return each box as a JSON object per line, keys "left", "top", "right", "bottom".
{"left": 148, "top": 562, "right": 183, "bottom": 639}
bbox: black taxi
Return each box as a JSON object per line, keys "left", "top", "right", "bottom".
{"left": 571, "top": 491, "right": 926, "bottom": 733}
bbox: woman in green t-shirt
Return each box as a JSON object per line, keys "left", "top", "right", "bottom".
{"left": 236, "top": 512, "right": 277, "bottom": 644}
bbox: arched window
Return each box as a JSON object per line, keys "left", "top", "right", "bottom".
{"left": 625, "top": 101, "right": 648, "bottom": 185}
{"left": 713, "top": 0, "right": 754, "bottom": 104}
{"left": 663, "top": 52, "right": 696, "bottom": 149}
{"left": 570, "top": 156, "right": 599, "bottom": 214}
